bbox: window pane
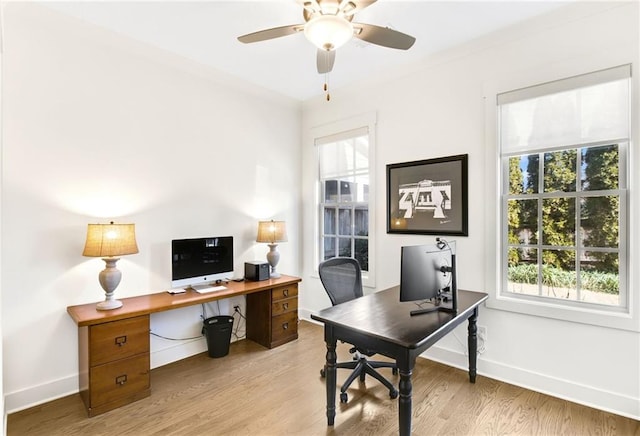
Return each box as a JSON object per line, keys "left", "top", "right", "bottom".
{"left": 323, "top": 180, "right": 338, "bottom": 202}
{"left": 544, "top": 150, "right": 577, "bottom": 193}
{"left": 581, "top": 251, "right": 619, "bottom": 306}
{"left": 580, "top": 196, "right": 619, "bottom": 248}
{"left": 318, "top": 129, "right": 370, "bottom": 277}
{"left": 507, "top": 248, "right": 539, "bottom": 295}
{"left": 508, "top": 155, "right": 540, "bottom": 195}
{"left": 542, "top": 197, "right": 575, "bottom": 246}
{"left": 582, "top": 144, "right": 619, "bottom": 191}
{"left": 338, "top": 238, "right": 351, "bottom": 257}
{"left": 542, "top": 249, "right": 576, "bottom": 300}
{"left": 525, "top": 154, "right": 540, "bottom": 194}
{"left": 339, "top": 180, "right": 355, "bottom": 202}
{"left": 338, "top": 208, "right": 352, "bottom": 235}
{"left": 508, "top": 199, "right": 538, "bottom": 245}
{"left": 355, "top": 239, "right": 368, "bottom": 272}
{"left": 354, "top": 207, "right": 368, "bottom": 237}
{"left": 323, "top": 237, "right": 336, "bottom": 261}
{"left": 324, "top": 207, "right": 336, "bottom": 235}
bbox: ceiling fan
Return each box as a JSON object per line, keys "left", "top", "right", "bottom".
{"left": 238, "top": 0, "right": 416, "bottom": 99}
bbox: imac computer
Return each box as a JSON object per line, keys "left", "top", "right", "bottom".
{"left": 171, "top": 236, "right": 234, "bottom": 290}
{"left": 399, "top": 238, "right": 457, "bottom": 316}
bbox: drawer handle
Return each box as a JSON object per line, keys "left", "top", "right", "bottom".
{"left": 282, "top": 288, "right": 289, "bottom": 297}
{"left": 115, "top": 335, "right": 127, "bottom": 347}
{"left": 282, "top": 322, "right": 289, "bottom": 330}
{"left": 283, "top": 302, "right": 289, "bottom": 310}
{"left": 115, "top": 375, "right": 127, "bottom": 386}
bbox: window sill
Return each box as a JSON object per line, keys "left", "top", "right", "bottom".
{"left": 486, "top": 292, "right": 639, "bottom": 332}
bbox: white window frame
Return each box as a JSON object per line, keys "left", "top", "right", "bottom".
{"left": 310, "top": 113, "right": 377, "bottom": 288}
{"left": 501, "top": 142, "right": 628, "bottom": 310}
{"left": 483, "top": 52, "right": 638, "bottom": 331}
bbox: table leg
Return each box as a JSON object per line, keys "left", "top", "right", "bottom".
{"left": 467, "top": 308, "right": 478, "bottom": 383}
{"left": 325, "top": 334, "right": 337, "bottom": 426}
{"left": 398, "top": 367, "right": 413, "bottom": 436}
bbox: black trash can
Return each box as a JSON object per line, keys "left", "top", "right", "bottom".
{"left": 202, "top": 315, "right": 234, "bottom": 358}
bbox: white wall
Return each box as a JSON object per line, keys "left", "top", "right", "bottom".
{"left": 2, "top": 3, "right": 301, "bottom": 412}
{"left": 0, "top": 2, "right": 5, "bottom": 432}
{"left": 300, "top": 2, "right": 640, "bottom": 419}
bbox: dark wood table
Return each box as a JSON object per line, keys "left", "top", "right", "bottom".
{"left": 311, "top": 286, "right": 488, "bottom": 436}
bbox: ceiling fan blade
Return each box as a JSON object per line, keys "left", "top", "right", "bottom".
{"left": 346, "top": 0, "right": 377, "bottom": 15}
{"left": 317, "top": 49, "right": 336, "bottom": 74}
{"left": 353, "top": 23, "right": 416, "bottom": 50}
{"left": 238, "top": 24, "right": 303, "bottom": 44}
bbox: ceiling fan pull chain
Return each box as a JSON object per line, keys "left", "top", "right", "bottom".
{"left": 324, "top": 72, "right": 330, "bottom": 101}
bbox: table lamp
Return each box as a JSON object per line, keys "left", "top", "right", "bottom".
{"left": 83, "top": 221, "right": 139, "bottom": 310}
{"left": 256, "top": 220, "right": 287, "bottom": 278}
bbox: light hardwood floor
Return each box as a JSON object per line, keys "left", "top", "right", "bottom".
{"left": 8, "top": 321, "right": 640, "bottom": 435}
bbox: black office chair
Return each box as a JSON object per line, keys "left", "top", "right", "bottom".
{"left": 318, "top": 257, "right": 398, "bottom": 403}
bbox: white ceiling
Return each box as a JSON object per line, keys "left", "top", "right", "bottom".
{"left": 43, "top": 1, "right": 571, "bottom": 101}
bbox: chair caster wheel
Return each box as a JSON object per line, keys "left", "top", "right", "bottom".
{"left": 340, "top": 392, "right": 348, "bottom": 403}
{"left": 392, "top": 367, "right": 398, "bottom": 375}
{"left": 320, "top": 368, "right": 326, "bottom": 378}
{"left": 390, "top": 389, "right": 398, "bottom": 399}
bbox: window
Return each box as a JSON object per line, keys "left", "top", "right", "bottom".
{"left": 317, "top": 127, "right": 372, "bottom": 278}
{"left": 498, "top": 65, "right": 630, "bottom": 310}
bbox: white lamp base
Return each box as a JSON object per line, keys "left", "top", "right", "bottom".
{"left": 96, "top": 257, "right": 124, "bottom": 311}
{"left": 266, "top": 243, "right": 281, "bottom": 278}
{"left": 96, "top": 298, "right": 123, "bottom": 311}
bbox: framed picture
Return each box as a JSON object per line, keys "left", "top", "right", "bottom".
{"left": 386, "top": 154, "right": 468, "bottom": 235}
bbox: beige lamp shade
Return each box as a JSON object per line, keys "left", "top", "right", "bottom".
{"left": 83, "top": 222, "right": 139, "bottom": 258}
{"left": 256, "top": 220, "right": 288, "bottom": 244}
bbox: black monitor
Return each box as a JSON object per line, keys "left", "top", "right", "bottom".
{"left": 171, "top": 236, "right": 234, "bottom": 288}
{"left": 400, "top": 238, "right": 457, "bottom": 316}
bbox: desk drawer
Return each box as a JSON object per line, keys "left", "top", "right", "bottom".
{"left": 272, "top": 284, "right": 298, "bottom": 302}
{"left": 272, "top": 297, "right": 298, "bottom": 316}
{"left": 90, "top": 353, "right": 150, "bottom": 407}
{"left": 89, "top": 316, "right": 150, "bottom": 366}
{"left": 271, "top": 311, "right": 297, "bottom": 344}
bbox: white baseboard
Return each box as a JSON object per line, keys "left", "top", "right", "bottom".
{"left": 5, "top": 374, "right": 78, "bottom": 414}
{"left": 425, "top": 344, "right": 640, "bottom": 420}
{"left": 5, "top": 336, "right": 238, "bottom": 414}
{"left": 150, "top": 338, "right": 207, "bottom": 369}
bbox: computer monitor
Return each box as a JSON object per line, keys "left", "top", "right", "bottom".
{"left": 171, "top": 236, "right": 234, "bottom": 289}
{"left": 400, "top": 238, "right": 457, "bottom": 316}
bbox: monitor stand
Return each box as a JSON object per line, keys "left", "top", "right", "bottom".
{"left": 410, "top": 258, "right": 458, "bottom": 317}
{"left": 410, "top": 303, "right": 456, "bottom": 317}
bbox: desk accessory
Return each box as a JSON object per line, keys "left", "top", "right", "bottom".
{"left": 82, "top": 221, "right": 139, "bottom": 310}
{"left": 245, "top": 261, "right": 270, "bottom": 281}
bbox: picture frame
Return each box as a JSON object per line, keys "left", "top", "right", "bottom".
{"left": 386, "top": 154, "right": 468, "bottom": 236}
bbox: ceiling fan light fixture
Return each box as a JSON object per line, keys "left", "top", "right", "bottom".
{"left": 304, "top": 15, "right": 354, "bottom": 51}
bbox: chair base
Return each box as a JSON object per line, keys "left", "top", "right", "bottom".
{"left": 321, "top": 357, "right": 398, "bottom": 403}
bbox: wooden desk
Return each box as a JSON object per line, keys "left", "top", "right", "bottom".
{"left": 311, "top": 287, "right": 488, "bottom": 436}
{"left": 67, "top": 275, "right": 301, "bottom": 417}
